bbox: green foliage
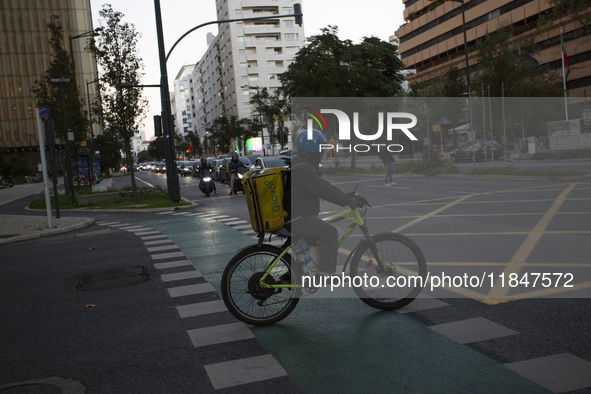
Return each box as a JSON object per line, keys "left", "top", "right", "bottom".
{"left": 474, "top": 27, "right": 561, "bottom": 97}
{"left": 210, "top": 115, "right": 259, "bottom": 154}
{"left": 29, "top": 185, "right": 189, "bottom": 210}
{"left": 31, "top": 17, "right": 88, "bottom": 142}
{"left": 249, "top": 88, "right": 290, "bottom": 151}
{"left": 93, "top": 132, "right": 122, "bottom": 175}
{"left": 147, "top": 138, "right": 165, "bottom": 160}
{"left": 90, "top": 5, "right": 148, "bottom": 200}
{"left": 279, "top": 26, "right": 405, "bottom": 98}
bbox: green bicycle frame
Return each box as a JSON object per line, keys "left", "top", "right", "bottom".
{"left": 258, "top": 207, "right": 388, "bottom": 289}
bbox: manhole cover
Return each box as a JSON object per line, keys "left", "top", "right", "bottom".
{"left": 0, "top": 384, "right": 61, "bottom": 393}
{"left": 75, "top": 266, "right": 150, "bottom": 291}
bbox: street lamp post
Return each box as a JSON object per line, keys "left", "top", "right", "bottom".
{"left": 152, "top": 1, "right": 302, "bottom": 201}
{"left": 85, "top": 79, "right": 99, "bottom": 144}
{"left": 450, "top": 0, "right": 474, "bottom": 140}
{"left": 154, "top": 0, "right": 181, "bottom": 202}
{"left": 68, "top": 28, "right": 103, "bottom": 73}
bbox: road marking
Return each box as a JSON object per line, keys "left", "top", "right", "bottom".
{"left": 147, "top": 244, "right": 180, "bottom": 252}
{"left": 489, "top": 183, "right": 577, "bottom": 298}
{"left": 153, "top": 260, "right": 193, "bottom": 270}
{"left": 140, "top": 234, "right": 167, "bottom": 240}
{"left": 160, "top": 270, "right": 202, "bottom": 282}
{"left": 225, "top": 220, "right": 248, "bottom": 225}
{"left": 176, "top": 300, "right": 227, "bottom": 318}
{"left": 143, "top": 239, "right": 174, "bottom": 246}
{"left": 134, "top": 230, "right": 162, "bottom": 236}
{"left": 430, "top": 317, "right": 519, "bottom": 344}
{"left": 187, "top": 322, "right": 254, "bottom": 347}
{"left": 134, "top": 176, "right": 154, "bottom": 187}
{"left": 367, "top": 185, "right": 411, "bottom": 189}
{"left": 205, "top": 355, "right": 287, "bottom": 390}
{"left": 151, "top": 251, "right": 186, "bottom": 260}
{"left": 167, "top": 282, "right": 216, "bottom": 298}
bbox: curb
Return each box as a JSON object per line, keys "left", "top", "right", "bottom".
{"left": 0, "top": 217, "right": 96, "bottom": 245}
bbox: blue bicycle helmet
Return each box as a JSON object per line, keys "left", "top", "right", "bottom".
{"left": 296, "top": 129, "right": 327, "bottom": 153}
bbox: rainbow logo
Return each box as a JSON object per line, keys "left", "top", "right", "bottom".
{"left": 304, "top": 107, "right": 328, "bottom": 132}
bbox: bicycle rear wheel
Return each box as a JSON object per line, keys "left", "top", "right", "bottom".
{"left": 221, "top": 244, "right": 299, "bottom": 326}
{"left": 350, "top": 233, "right": 427, "bottom": 310}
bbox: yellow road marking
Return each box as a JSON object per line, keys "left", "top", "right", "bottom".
{"left": 488, "top": 183, "right": 578, "bottom": 298}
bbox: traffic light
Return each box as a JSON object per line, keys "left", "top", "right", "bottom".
{"left": 154, "top": 115, "right": 162, "bottom": 137}
{"left": 294, "top": 3, "right": 303, "bottom": 26}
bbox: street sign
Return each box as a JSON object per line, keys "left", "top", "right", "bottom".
{"left": 38, "top": 105, "right": 50, "bottom": 118}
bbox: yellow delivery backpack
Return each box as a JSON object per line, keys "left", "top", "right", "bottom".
{"left": 242, "top": 167, "right": 288, "bottom": 234}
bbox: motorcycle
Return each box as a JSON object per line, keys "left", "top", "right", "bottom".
{"left": 232, "top": 166, "right": 248, "bottom": 195}
{"left": 199, "top": 169, "right": 216, "bottom": 197}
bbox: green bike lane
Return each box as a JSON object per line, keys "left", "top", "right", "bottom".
{"left": 139, "top": 214, "right": 547, "bottom": 393}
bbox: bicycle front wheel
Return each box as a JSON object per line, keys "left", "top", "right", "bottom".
{"left": 221, "top": 244, "right": 300, "bottom": 326}
{"left": 350, "top": 233, "right": 427, "bottom": 310}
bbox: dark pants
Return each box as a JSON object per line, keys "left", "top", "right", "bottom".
{"left": 293, "top": 215, "right": 338, "bottom": 273}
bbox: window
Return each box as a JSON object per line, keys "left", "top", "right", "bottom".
{"left": 284, "top": 20, "right": 294, "bottom": 27}
{"left": 284, "top": 33, "right": 298, "bottom": 41}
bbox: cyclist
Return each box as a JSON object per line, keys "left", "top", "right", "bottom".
{"left": 291, "top": 129, "right": 359, "bottom": 275}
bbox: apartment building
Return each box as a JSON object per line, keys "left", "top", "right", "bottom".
{"left": 184, "top": 0, "right": 305, "bottom": 151}
{"left": 396, "top": 0, "right": 591, "bottom": 97}
{"left": 0, "top": 0, "right": 99, "bottom": 155}
{"left": 171, "top": 64, "right": 197, "bottom": 138}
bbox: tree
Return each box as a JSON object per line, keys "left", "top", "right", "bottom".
{"left": 147, "top": 138, "right": 165, "bottom": 161}
{"left": 32, "top": 17, "right": 88, "bottom": 142}
{"left": 249, "top": 88, "right": 290, "bottom": 153}
{"left": 93, "top": 132, "right": 122, "bottom": 176}
{"left": 279, "top": 26, "right": 406, "bottom": 167}
{"left": 279, "top": 26, "right": 405, "bottom": 98}
{"left": 211, "top": 116, "right": 259, "bottom": 154}
{"left": 90, "top": 5, "right": 147, "bottom": 201}
{"left": 474, "top": 27, "right": 561, "bottom": 97}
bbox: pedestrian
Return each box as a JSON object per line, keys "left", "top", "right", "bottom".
{"left": 379, "top": 149, "right": 397, "bottom": 186}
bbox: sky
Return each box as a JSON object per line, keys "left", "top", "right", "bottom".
{"left": 89, "top": 1, "right": 407, "bottom": 139}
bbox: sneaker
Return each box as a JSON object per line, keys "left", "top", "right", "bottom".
{"left": 390, "top": 181, "right": 396, "bottom": 186}
{"left": 384, "top": 182, "right": 391, "bottom": 187}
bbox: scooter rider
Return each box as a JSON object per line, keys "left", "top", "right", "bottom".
{"left": 228, "top": 153, "right": 246, "bottom": 196}
{"left": 198, "top": 157, "right": 216, "bottom": 193}
{"left": 291, "top": 129, "right": 361, "bottom": 275}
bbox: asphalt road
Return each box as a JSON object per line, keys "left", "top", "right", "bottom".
{"left": 129, "top": 169, "right": 591, "bottom": 392}
{"left": 2, "top": 168, "right": 590, "bottom": 392}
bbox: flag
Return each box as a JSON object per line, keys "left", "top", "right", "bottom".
{"left": 561, "top": 33, "right": 568, "bottom": 68}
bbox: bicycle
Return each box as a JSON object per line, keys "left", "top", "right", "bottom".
{"left": 221, "top": 193, "right": 427, "bottom": 326}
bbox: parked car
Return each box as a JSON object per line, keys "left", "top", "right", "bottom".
{"left": 250, "top": 156, "right": 291, "bottom": 172}
{"left": 279, "top": 149, "right": 296, "bottom": 157}
{"left": 450, "top": 140, "right": 504, "bottom": 163}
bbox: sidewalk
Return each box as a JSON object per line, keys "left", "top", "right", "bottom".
{"left": 0, "top": 180, "right": 108, "bottom": 245}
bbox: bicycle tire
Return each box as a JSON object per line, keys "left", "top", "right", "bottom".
{"left": 221, "top": 244, "right": 300, "bottom": 326}
{"left": 350, "top": 232, "right": 427, "bottom": 311}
